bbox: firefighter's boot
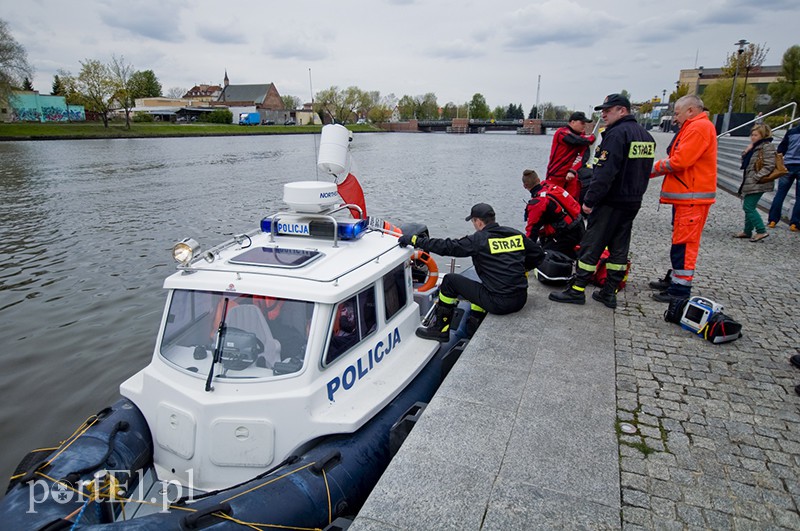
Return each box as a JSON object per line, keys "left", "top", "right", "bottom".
{"left": 648, "top": 269, "right": 672, "bottom": 291}
{"left": 548, "top": 285, "right": 585, "bottom": 305}
{"left": 465, "top": 310, "right": 487, "bottom": 339}
{"left": 416, "top": 302, "right": 455, "bottom": 342}
{"left": 592, "top": 282, "right": 618, "bottom": 309}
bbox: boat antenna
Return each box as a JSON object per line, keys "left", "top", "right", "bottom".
{"left": 309, "top": 67, "right": 319, "bottom": 180}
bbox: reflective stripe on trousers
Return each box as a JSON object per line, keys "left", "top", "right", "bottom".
{"left": 669, "top": 204, "right": 711, "bottom": 289}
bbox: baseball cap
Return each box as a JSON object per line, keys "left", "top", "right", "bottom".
{"left": 465, "top": 203, "right": 495, "bottom": 221}
{"left": 569, "top": 111, "right": 591, "bottom": 123}
{"left": 594, "top": 93, "right": 631, "bottom": 111}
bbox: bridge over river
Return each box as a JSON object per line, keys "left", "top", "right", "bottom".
{"left": 380, "top": 118, "right": 578, "bottom": 134}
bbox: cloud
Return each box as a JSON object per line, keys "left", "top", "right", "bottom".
{"left": 97, "top": 0, "right": 185, "bottom": 43}
{"left": 500, "top": 0, "right": 611, "bottom": 49}
{"left": 627, "top": 9, "right": 703, "bottom": 44}
{"left": 196, "top": 24, "right": 247, "bottom": 45}
{"left": 426, "top": 39, "right": 486, "bottom": 60}
{"left": 263, "top": 31, "right": 332, "bottom": 61}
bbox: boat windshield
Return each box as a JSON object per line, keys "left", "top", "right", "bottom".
{"left": 159, "top": 290, "right": 313, "bottom": 379}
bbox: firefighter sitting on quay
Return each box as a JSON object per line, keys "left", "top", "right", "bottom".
{"left": 522, "top": 168, "right": 585, "bottom": 260}
{"left": 398, "top": 203, "right": 543, "bottom": 341}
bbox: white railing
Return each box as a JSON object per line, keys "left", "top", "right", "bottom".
{"left": 773, "top": 115, "right": 800, "bottom": 132}
{"left": 717, "top": 102, "right": 797, "bottom": 138}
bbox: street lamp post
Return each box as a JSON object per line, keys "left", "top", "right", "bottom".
{"left": 727, "top": 39, "right": 749, "bottom": 115}
{"left": 671, "top": 81, "right": 679, "bottom": 111}
{"left": 741, "top": 65, "right": 752, "bottom": 112}
{"left": 696, "top": 66, "right": 704, "bottom": 96}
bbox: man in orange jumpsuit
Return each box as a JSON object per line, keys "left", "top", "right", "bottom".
{"left": 649, "top": 94, "right": 717, "bottom": 302}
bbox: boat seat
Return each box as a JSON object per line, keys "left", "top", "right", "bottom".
{"left": 226, "top": 304, "right": 281, "bottom": 369}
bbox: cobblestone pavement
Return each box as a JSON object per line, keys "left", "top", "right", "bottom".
{"left": 616, "top": 132, "right": 800, "bottom": 530}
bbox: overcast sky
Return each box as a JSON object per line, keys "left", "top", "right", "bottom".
{"left": 6, "top": 0, "right": 799, "bottom": 114}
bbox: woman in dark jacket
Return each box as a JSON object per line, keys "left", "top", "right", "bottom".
{"left": 735, "top": 123, "right": 776, "bottom": 242}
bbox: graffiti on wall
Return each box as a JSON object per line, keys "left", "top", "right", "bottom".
{"left": 7, "top": 92, "right": 86, "bottom": 122}
{"left": 11, "top": 108, "right": 42, "bottom": 122}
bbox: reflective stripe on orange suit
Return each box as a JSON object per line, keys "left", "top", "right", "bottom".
{"left": 653, "top": 113, "right": 718, "bottom": 206}
{"left": 669, "top": 204, "right": 711, "bottom": 289}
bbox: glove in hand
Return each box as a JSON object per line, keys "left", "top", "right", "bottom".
{"left": 397, "top": 234, "right": 414, "bottom": 247}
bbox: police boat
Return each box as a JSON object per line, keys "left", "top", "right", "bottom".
{"left": 0, "top": 127, "right": 470, "bottom": 530}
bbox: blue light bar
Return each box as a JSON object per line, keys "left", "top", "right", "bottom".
{"left": 260, "top": 218, "right": 369, "bottom": 240}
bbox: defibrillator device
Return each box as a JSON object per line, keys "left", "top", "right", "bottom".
{"left": 665, "top": 295, "right": 742, "bottom": 344}
{"left": 679, "top": 296, "right": 724, "bottom": 333}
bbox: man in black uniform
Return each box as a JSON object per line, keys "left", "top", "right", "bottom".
{"left": 399, "top": 203, "right": 543, "bottom": 341}
{"left": 549, "top": 94, "right": 655, "bottom": 309}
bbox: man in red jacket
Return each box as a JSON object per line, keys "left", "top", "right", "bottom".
{"left": 546, "top": 111, "right": 596, "bottom": 200}
{"left": 649, "top": 94, "right": 717, "bottom": 302}
{"left": 522, "top": 168, "right": 584, "bottom": 259}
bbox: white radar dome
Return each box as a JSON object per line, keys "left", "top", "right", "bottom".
{"left": 283, "top": 181, "right": 340, "bottom": 213}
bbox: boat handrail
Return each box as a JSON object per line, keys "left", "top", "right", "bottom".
{"left": 178, "top": 228, "right": 263, "bottom": 269}
{"left": 718, "top": 101, "right": 797, "bottom": 138}
{"left": 174, "top": 239, "right": 403, "bottom": 287}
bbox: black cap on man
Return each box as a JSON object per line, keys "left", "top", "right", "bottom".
{"left": 569, "top": 111, "right": 591, "bottom": 123}
{"left": 465, "top": 203, "right": 495, "bottom": 221}
{"left": 594, "top": 93, "right": 631, "bottom": 111}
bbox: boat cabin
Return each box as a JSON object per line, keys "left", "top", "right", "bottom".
{"left": 120, "top": 182, "right": 438, "bottom": 491}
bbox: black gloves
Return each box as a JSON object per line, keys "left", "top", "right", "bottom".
{"left": 398, "top": 234, "right": 416, "bottom": 247}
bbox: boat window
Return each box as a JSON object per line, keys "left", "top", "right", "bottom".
{"left": 383, "top": 262, "right": 408, "bottom": 321}
{"left": 159, "top": 290, "right": 313, "bottom": 379}
{"left": 325, "top": 287, "right": 376, "bottom": 365}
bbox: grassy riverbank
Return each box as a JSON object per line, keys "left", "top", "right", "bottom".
{"left": 0, "top": 121, "right": 380, "bottom": 140}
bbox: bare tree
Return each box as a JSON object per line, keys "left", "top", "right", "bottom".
{"left": 109, "top": 55, "right": 135, "bottom": 129}
{"left": 722, "top": 42, "right": 769, "bottom": 77}
{"left": 0, "top": 19, "right": 33, "bottom": 103}
{"left": 166, "top": 86, "right": 187, "bottom": 99}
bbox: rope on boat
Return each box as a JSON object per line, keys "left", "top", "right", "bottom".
{"left": 43, "top": 414, "right": 102, "bottom": 467}
{"left": 8, "top": 414, "right": 100, "bottom": 483}
{"left": 322, "top": 469, "right": 331, "bottom": 526}
{"left": 220, "top": 461, "right": 316, "bottom": 504}
{"left": 25, "top": 435, "right": 334, "bottom": 530}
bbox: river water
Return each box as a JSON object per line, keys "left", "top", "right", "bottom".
{"left": 0, "top": 131, "right": 551, "bottom": 486}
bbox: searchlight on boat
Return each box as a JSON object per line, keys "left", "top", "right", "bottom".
{"left": 172, "top": 238, "right": 201, "bottom": 265}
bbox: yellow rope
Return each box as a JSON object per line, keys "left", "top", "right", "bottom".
{"left": 220, "top": 462, "right": 316, "bottom": 504}
{"left": 43, "top": 415, "right": 101, "bottom": 467}
{"left": 7, "top": 414, "right": 98, "bottom": 481}
{"left": 322, "top": 469, "right": 331, "bottom": 525}
{"left": 215, "top": 512, "right": 322, "bottom": 530}
{"left": 34, "top": 457, "right": 334, "bottom": 530}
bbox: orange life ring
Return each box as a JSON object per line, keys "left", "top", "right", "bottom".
{"left": 383, "top": 220, "right": 402, "bottom": 237}
{"left": 412, "top": 250, "right": 439, "bottom": 292}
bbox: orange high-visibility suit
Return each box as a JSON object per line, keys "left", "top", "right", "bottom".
{"left": 651, "top": 112, "right": 717, "bottom": 297}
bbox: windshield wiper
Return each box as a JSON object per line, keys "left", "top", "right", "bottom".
{"left": 205, "top": 297, "right": 229, "bottom": 392}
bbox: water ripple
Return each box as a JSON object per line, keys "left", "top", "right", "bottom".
{"left": 0, "top": 132, "right": 552, "bottom": 482}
